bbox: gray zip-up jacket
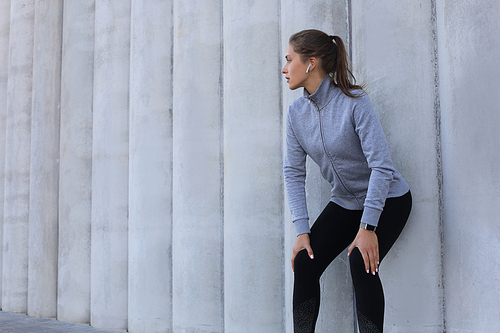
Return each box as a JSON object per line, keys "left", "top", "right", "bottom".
{"left": 284, "top": 76, "right": 410, "bottom": 236}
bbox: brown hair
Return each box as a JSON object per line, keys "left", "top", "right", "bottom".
{"left": 289, "top": 29, "right": 364, "bottom": 98}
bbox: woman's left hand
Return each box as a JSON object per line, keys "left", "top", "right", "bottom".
{"left": 348, "top": 228, "right": 379, "bottom": 275}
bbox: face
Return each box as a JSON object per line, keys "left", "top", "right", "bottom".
{"left": 282, "top": 44, "right": 309, "bottom": 91}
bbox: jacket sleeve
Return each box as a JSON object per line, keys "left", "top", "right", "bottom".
{"left": 283, "top": 110, "right": 310, "bottom": 236}
{"left": 353, "top": 95, "right": 395, "bottom": 227}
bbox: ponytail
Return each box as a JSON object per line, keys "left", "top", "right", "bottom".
{"left": 331, "top": 36, "right": 364, "bottom": 97}
{"left": 289, "top": 30, "right": 364, "bottom": 98}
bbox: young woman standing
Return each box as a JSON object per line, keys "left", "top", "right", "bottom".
{"left": 282, "top": 29, "right": 412, "bottom": 333}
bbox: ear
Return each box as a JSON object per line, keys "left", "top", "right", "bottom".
{"left": 308, "top": 57, "right": 318, "bottom": 70}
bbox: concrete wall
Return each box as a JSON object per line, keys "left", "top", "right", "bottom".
{"left": 0, "top": 0, "right": 10, "bottom": 306}
{"left": 281, "top": 2, "right": 355, "bottom": 332}
{"left": 352, "top": 2, "right": 444, "bottom": 331}
{"left": 129, "top": 0, "right": 173, "bottom": 331}
{"left": 437, "top": 1, "right": 500, "bottom": 332}
{"left": 172, "top": 0, "right": 222, "bottom": 331}
{"left": 57, "top": 0, "right": 94, "bottom": 324}
{"left": 91, "top": 1, "right": 131, "bottom": 329}
{"left": 1, "top": 0, "right": 499, "bottom": 332}
{"left": 28, "top": 0, "right": 62, "bottom": 318}
{"left": 2, "top": 0, "right": 35, "bottom": 313}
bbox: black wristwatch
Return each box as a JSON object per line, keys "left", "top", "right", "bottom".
{"left": 359, "top": 222, "right": 376, "bottom": 232}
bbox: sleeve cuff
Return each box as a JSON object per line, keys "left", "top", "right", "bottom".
{"left": 360, "top": 206, "right": 383, "bottom": 227}
{"left": 294, "top": 218, "right": 310, "bottom": 236}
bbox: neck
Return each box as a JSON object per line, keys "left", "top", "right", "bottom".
{"left": 304, "top": 73, "right": 327, "bottom": 95}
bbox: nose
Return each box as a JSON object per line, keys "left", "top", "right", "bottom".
{"left": 281, "top": 64, "right": 287, "bottom": 74}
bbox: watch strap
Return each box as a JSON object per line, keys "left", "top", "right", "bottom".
{"left": 359, "top": 222, "right": 376, "bottom": 232}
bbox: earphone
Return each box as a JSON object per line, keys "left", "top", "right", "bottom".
{"left": 306, "top": 63, "right": 312, "bottom": 73}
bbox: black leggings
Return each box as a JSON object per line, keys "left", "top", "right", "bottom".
{"left": 293, "top": 191, "right": 412, "bottom": 333}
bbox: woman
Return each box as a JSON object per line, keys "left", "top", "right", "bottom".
{"left": 282, "top": 29, "right": 412, "bottom": 333}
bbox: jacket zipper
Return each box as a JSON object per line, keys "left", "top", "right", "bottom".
{"left": 311, "top": 98, "right": 360, "bottom": 205}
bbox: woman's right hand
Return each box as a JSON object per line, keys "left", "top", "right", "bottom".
{"left": 291, "top": 233, "right": 314, "bottom": 272}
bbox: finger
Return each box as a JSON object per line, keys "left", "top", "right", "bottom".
{"left": 374, "top": 248, "right": 379, "bottom": 273}
{"left": 348, "top": 243, "right": 354, "bottom": 256}
{"left": 305, "top": 244, "right": 314, "bottom": 259}
{"left": 362, "top": 250, "right": 370, "bottom": 273}
{"left": 370, "top": 252, "right": 377, "bottom": 275}
{"left": 291, "top": 252, "right": 297, "bottom": 272}
{"left": 373, "top": 241, "right": 380, "bottom": 273}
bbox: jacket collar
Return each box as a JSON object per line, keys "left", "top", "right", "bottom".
{"left": 303, "top": 75, "right": 337, "bottom": 110}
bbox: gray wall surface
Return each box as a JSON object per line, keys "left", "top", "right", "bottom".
{"left": 1, "top": 0, "right": 499, "bottom": 332}
{"left": 437, "top": 1, "right": 500, "bottom": 332}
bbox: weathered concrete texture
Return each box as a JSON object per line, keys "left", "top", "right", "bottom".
{"left": 1, "top": 1, "right": 500, "bottom": 332}
{"left": 0, "top": 310, "right": 125, "bottom": 333}
{"left": 2, "top": 0, "right": 35, "bottom": 314}
{"left": 223, "top": 1, "right": 284, "bottom": 332}
{"left": 0, "top": 0, "right": 11, "bottom": 308}
{"left": 351, "top": 1, "right": 444, "bottom": 332}
{"left": 128, "top": 1, "right": 173, "bottom": 332}
{"left": 437, "top": 1, "right": 500, "bottom": 332}
{"left": 27, "top": 0, "right": 63, "bottom": 318}
{"left": 91, "top": 0, "right": 130, "bottom": 330}
{"left": 57, "top": 0, "right": 94, "bottom": 324}
{"left": 172, "top": 0, "right": 223, "bottom": 332}
{"left": 280, "top": 1, "right": 355, "bottom": 332}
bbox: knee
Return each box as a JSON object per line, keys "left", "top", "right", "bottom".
{"left": 349, "top": 247, "right": 368, "bottom": 279}
{"left": 294, "top": 249, "right": 315, "bottom": 275}
{"left": 349, "top": 247, "right": 363, "bottom": 266}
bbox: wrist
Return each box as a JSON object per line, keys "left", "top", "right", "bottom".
{"left": 359, "top": 222, "right": 376, "bottom": 232}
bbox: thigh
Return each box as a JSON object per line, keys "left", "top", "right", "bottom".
{"left": 376, "top": 191, "right": 412, "bottom": 262}
{"left": 308, "top": 201, "right": 362, "bottom": 276}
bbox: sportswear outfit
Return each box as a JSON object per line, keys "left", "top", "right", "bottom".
{"left": 284, "top": 75, "right": 412, "bottom": 332}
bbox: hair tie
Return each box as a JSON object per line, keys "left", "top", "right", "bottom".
{"left": 327, "top": 35, "right": 336, "bottom": 54}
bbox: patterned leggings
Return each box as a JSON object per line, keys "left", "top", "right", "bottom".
{"left": 293, "top": 191, "right": 412, "bottom": 333}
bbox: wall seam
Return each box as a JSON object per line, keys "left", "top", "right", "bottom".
{"left": 26, "top": 0, "right": 35, "bottom": 314}
{"left": 88, "top": 0, "right": 95, "bottom": 323}
{"left": 431, "top": 0, "right": 446, "bottom": 331}
{"left": 89, "top": 0, "right": 96, "bottom": 324}
{"left": 219, "top": 0, "right": 225, "bottom": 331}
{"left": 277, "top": 0, "right": 285, "bottom": 331}
{"left": 125, "top": 2, "right": 132, "bottom": 329}
{"left": 169, "top": 0, "right": 175, "bottom": 330}
{"left": 0, "top": 0, "right": 9, "bottom": 311}
{"left": 55, "top": 0, "right": 65, "bottom": 320}
{"left": 345, "top": 1, "right": 358, "bottom": 332}
{"left": 346, "top": 0, "right": 352, "bottom": 63}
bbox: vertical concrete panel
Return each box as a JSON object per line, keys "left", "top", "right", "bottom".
{"left": 172, "top": 0, "right": 223, "bottom": 332}
{"left": 223, "top": 1, "right": 283, "bottom": 332}
{"left": 351, "top": 1, "right": 443, "bottom": 332}
{"left": 2, "top": 0, "right": 35, "bottom": 313}
{"left": 437, "top": 1, "right": 500, "bottom": 332}
{"left": 91, "top": 0, "right": 130, "bottom": 329}
{"left": 281, "top": 1, "right": 355, "bottom": 331}
{"left": 57, "top": 0, "right": 94, "bottom": 323}
{"left": 27, "top": 0, "right": 63, "bottom": 318}
{"left": 128, "top": 0, "right": 173, "bottom": 332}
{"left": 0, "top": 0, "right": 11, "bottom": 308}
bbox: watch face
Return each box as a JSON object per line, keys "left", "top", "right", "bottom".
{"left": 360, "top": 223, "right": 376, "bottom": 232}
